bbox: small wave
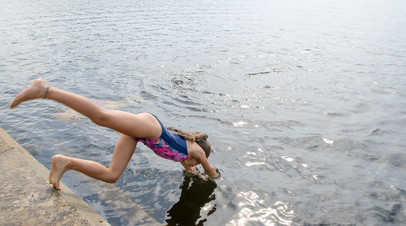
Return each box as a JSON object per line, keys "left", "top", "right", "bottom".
{"left": 369, "top": 204, "right": 403, "bottom": 224}
{"left": 369, "top": 128, "right": 388, "bottom": 136}
{"left": 244, "top": 71, "right": 271, "bottom": 76}
{"left": 387, "top": 153, "right": 406, "bottom": 168}
{"left": 333, "top": 138, "right": 366, "bottom": 151}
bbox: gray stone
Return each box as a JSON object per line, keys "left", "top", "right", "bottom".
{"left": 0, "top": 128, "right": 109, "bottom": 225}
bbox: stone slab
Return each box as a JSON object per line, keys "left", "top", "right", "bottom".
{"left": 0, "top": 128, "right": 110, "bottom": 225}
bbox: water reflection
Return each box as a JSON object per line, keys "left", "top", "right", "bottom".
{"left": 165, "top": 173, "right": 217, "bottom": 225}
{"left": 229, "top": 191, "right": 294, "bottom": 225}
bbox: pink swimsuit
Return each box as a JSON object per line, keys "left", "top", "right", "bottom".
{"left": 134, "top": 115, "right": 189, "bottom": 162}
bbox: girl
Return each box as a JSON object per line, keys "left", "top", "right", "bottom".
{"left": 10, "top": 78, "right": 219, "bottom": 190}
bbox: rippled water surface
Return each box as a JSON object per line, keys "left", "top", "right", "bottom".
{"left": 1, "top": 0, "right": 406, "bottom": 225}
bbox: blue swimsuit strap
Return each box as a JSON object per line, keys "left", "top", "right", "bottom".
{"left": 150, "top": 114, "right": 188, "bottom": 156}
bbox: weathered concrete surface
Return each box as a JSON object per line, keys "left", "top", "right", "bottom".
{"left": 0, "top": 128, "right": 109, "bottom": 225}
{"left": 86, "top": 181, "right": 162, "bottom": 225}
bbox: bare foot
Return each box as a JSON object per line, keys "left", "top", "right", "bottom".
{"left": 9, "top": 78, "right": 49, "bottom": 109}
{"left": 49, "top": 154, "right": 70, "bottom": 190}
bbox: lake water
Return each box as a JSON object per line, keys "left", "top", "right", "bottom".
{"left": 1, "top": 0, "right": 406, "bottom": 225}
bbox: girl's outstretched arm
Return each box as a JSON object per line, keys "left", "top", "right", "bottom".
{"left": 188, "top": 144, "right": 219, "bottom": 179}
{"left": 198, "top": 155, "right": 219, "bottom": 179}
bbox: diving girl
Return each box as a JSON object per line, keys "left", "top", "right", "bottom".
{"left": 10, "top": 78, "right": 219, "bottom": 190}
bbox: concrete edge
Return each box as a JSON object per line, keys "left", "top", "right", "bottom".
{"left": 0, "top": 128, "right": 110, "bottom": 225}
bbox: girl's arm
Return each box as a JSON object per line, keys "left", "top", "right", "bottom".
{"left": 192, "top": 149, "right": 219, "bottom": 179}
{"left": 200, "top": 158, "right": 219, "bottom": 179}
{"left": 180, "top": 161, "right": 197, "bottom": 173}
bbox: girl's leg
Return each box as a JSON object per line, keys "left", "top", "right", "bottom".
{"left": 10, "top": 78, "right": 161, "bottom": 138}
{"left": 49, "top": 134, "right": 137, "bottom": 190}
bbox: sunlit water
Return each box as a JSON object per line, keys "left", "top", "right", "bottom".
{"left": 1, "top": 0, "right": 406, "bottom": 225}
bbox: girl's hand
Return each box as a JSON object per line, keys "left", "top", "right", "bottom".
{"left": 183, "top": 169, "right": 197, "bottom": 177}
{"left": 207, "top": 167, "right": 221, "bottom": 179}
{"left": 214, "top": 168, "right": 221, "bottom": 179}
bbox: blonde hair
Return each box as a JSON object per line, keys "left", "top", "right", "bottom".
{"left": 167, "top": 127, "right": 211, "bottom": 158}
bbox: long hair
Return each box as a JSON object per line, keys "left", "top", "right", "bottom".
{"left": 167, "top": 127, "right": 211, "bottom": 158}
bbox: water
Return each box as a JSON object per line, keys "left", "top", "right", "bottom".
{"left": 1, "top": 0, "right": 406, "bottom": 225}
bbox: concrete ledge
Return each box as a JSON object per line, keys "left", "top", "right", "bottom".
{"left": 0, "top": 128, "right": 110, "bottom": 225}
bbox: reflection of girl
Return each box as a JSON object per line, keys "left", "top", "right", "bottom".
{"left": 10, "top": 78, "right": 219, "bottom": 190}
{"left": 166, "top": 173, "right": 217, "bottom": 225}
